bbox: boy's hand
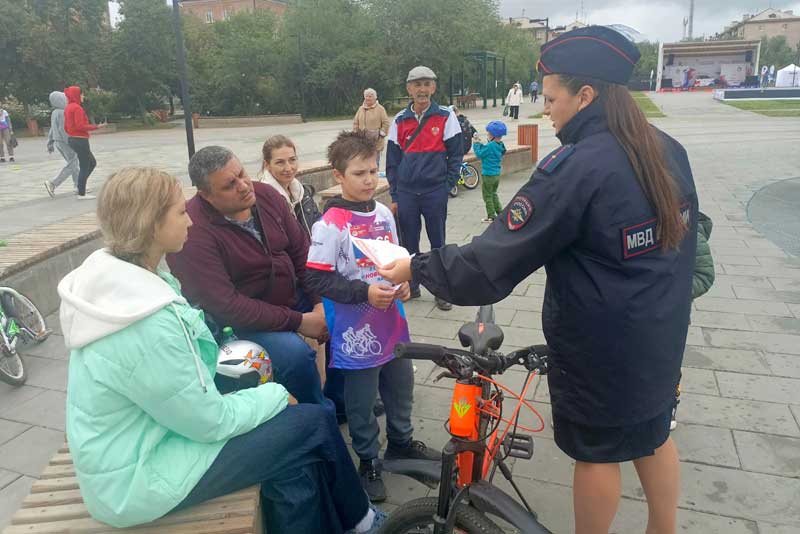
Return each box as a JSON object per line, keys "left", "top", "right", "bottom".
{"left": 377, "top": 258, "right": 413, "bottom": 285}
{"left": 288, "top": 394, "right": 298, "bottom": 405}
{"left": 395, "top": 282, "right": 411, "bottom": 302}
{"left": 368, "top": 283, "right": 396, "bottom": 310}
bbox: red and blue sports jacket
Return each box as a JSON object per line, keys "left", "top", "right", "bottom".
{"left": 386, "top": 101, "right": 464, "bottom": 201}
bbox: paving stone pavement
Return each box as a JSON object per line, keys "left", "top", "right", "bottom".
{"left": 1, "top": 92, "right": 800, "bottom": 532}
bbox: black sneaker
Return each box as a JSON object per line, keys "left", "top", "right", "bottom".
{"left": 0, "top": 158, "right": 5, "bottom": 163}
{"left": 359, "top": 459, "right": 386, "bottom": 502}
{"left": 434, "top": 297, "right": 452, "bottom": 311}
{"left": 409, "top": 286, "right": 422, "bottom": 299}
{"left": 384, "top": 439, "right": 441, "bottom": 462}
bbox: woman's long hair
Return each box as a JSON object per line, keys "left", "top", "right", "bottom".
{"left": 560, "top": 75, "right": 687, "bottom": 250}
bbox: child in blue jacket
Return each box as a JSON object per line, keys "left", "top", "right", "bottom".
{"left": 473, "top": 121, "right": 507, "bottom": 222}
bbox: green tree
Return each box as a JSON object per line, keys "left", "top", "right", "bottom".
{"left": 760, "top": 35, "right": 796, "bottom": 71}
{"left": 0, "top": 0, "right": 110, "bottom": 118}
{"left": 108, "top": 0, "right": 176, "bottom": 123}
{"left": 633, "top": 41, "right": 659, "bottom": 81}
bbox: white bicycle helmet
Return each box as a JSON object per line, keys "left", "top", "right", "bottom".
{"left": 217, "top": 340, "right": 273, "bottom": 384}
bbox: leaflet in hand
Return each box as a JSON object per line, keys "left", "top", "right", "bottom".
{"left": 351, "top": 236, "right": 411, "bottom": 269}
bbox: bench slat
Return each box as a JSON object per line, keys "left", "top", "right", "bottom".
{"left": 22, "top": 490, "right": 84, "bottom": 509}
{"left": 7, "top": 498, "right": 256, "bottom": 533}
{"left": 3, "top": 516, "right": 255, "bottom": 534}
{"left": 30, "top": 477, "right": 79, "bottom": 494}
{"left": 40, "top": 465, "right": 74, "bottom": 480}
{"left": 48, "top": 454, "right": 73, "bottom": 466}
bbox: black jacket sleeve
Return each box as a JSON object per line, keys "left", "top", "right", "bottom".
{"left": 306, "top": 269, "right": 370, "bottom": 304}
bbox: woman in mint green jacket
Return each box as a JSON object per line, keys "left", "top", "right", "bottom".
{"left": 58, "top": 167, "right": 383, "bottom": 534}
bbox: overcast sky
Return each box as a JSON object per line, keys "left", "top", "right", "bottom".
{"left": 110, "top": 2, "right": 800, "bottom": 43}
{"left": 499, "top": 1, "right": 800, "bottom": 42}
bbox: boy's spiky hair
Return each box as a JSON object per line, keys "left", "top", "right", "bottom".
{"left": 327, "top": 130, "right": 378, "bottom": 173}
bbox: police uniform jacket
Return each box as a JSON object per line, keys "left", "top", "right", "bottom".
{"left": 412, "top": 102, "right": 699, "bottom": 427}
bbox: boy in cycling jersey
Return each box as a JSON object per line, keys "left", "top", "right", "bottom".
{"left": 306, "top": 131, "right": 440, "bottom": 503}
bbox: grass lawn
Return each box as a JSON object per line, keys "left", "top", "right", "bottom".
{"left": 722, "top": 99, "right": 800, "bottom": 117}
{"left": 631, "top": 92, "right": 666, "bottom": 118}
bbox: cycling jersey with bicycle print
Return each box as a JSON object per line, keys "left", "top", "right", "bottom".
{"left": 307, "top": 203, "right": 411, "bottom": 370}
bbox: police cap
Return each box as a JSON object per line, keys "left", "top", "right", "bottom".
{"left": 537, "top": 26, "right": 641, "bottom": 85}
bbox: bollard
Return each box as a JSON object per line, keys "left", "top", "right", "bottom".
{"left": 517, "top": 124, "right": 538, "bottom": 162}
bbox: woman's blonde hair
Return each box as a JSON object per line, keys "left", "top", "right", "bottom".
{"left": 97, "top": 167, "right": 183, "bottom": 266}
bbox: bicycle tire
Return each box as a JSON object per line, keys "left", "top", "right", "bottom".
{"left": 379, "top": 497, "right": 504, "bottom": 534}
{"left": 0, "top": 351, "right": 27, "bottom": 386}
{"left": 449, "top": 184, "right": 459, "bottom": 198}
{"left": 462, "top": 165, "right": 481, "bottom": 190}
{"left": 0, "top": 288, "right": 49, "bottom": 344}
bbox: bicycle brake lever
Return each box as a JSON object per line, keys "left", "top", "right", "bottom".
{"left": 433, "top": 371, "right": 459, "bottom": 383}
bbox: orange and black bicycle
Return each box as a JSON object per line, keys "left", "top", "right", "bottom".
{"left": 381, "top": 306, "right": 553, "bottom": 534}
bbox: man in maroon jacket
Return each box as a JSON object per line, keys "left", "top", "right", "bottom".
{"left": 167, "top": 146, "right": 331, "bottom": 410}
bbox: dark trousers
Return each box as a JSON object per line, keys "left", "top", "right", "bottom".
{"left": 67, "top": 137, "right": 97, "bottom": 196}
{"left": 176, "top": 404, "right": 369, "bottom": 534}
{"left": 531, "top": 91, "right": 538, "bottom": 103}
{"left": 397, "top": 186, "right": 448, "bottom": 290}
{"left": 510, "top": 105, "right": 520, "bottom": 119}
{"left": 343, "top": 357, "right": 415, "bottom": 461}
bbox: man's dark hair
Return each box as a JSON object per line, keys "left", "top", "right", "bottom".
{"left": 327, "top": 130, "right": 378, "bottom": 173}
{"left": 188, "top": 146, "right": 235, "bottom": 192}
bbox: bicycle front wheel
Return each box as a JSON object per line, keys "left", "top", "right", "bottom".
{"left": 462, "top": 164, "right": 481, "bottom": 189}
{"left": 0, "top": 288, "right": 49, "bottom": 344}
{"left": 379, "top": 497, "right": 504, "bottom": 534}
{"left": 0, "top": 350, "right": 26, "bottom": 386}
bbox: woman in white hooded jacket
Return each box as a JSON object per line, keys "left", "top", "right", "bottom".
{"left": 58, "top": 167, "right": 384, "bottom": 533}
{"left": 506, "top": 83, "right": 524, "bottom": 120}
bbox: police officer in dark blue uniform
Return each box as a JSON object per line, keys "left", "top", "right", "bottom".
{"left": 379, "top": 26, "right": 698, "bottom": 534}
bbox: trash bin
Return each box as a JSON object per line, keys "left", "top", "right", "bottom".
{"left": 517, "top": 124, "right": 538, "bottom": 162}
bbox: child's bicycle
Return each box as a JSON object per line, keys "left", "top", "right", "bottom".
{"left": 0, "top": 287, "right": 50, "bottom": 386}
{"left": 449, "top": 162, "right": 481, "bottom": 198}
{"left": 381, "top": 306, "right": 552, "bottom": 534}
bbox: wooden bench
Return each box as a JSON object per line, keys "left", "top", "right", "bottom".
{"left": 3, "top": 444, "right": 263, "bottom": 534}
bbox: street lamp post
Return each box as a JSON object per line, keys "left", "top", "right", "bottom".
{"left": 171, "top": 0, "right": 195, "bottom": 159}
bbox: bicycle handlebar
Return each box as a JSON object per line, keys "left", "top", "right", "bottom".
{"left": 394, "top": 342, "right": 550, "bottom": 377}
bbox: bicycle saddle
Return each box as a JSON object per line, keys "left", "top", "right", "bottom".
{"left": 458, "top": 321, "right": 504, "bottom": 356}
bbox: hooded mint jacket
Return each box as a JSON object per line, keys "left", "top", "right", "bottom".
{"left": 58, "top": 249, "right": 289, "bottom": 527}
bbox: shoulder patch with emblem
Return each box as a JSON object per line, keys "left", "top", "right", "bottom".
{"left": 536, "top": 144, "right": 575, "bottom": 175}
{"left": 507, "top": 195, "right": 534, "bottom": 231}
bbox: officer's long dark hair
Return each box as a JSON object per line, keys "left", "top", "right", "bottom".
{"left": 560, "top": 75, "right": 688, "bottom": 250}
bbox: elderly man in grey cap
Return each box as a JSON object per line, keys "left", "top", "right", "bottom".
{"left": 386, "top": 65, "right": 463, "bottom": 311}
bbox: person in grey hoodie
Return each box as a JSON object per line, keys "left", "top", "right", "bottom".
{"left": 44, "top": 91, "right": 80, "bottom": 196}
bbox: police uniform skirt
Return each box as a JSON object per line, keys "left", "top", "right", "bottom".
{"left": 553, "top": 408, "right": 672, "bottom": 463}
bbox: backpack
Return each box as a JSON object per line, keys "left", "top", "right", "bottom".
{"left": 457, "top": 115, "right": 476, "bottom": 155}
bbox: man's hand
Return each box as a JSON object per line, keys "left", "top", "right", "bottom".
{"left": 368, "top": 283, "right": 396, "bottom": 310}
{"left": 298, "top": 309, "right": 328, "bottom": 340}
{"left": 288, "top": 394, "right": 298, "bottom": 405}
{"left": 47, "top": 144, "right": 54, "bottom": 154}
{"left": 377, "top": 258, "right": 413, "bottom": 285}
{"left": 395, "top": 282, "right": 411, "bottom": 302}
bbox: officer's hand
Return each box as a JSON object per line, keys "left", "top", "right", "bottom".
{"left": 394, "top": 282, "right": 411, "bottom": 302}
{"left": 368, "top": 283, "right": 396, "bottom": 310}
{"left": 390, "top": 202, "right": 398, "bottom": 216}
{"left": 377, "top": 258, "right": 412, "bottom": 285}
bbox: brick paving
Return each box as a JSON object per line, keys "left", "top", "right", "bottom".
{"left": 1, "top": 92, "right": 800, "bottom": 532}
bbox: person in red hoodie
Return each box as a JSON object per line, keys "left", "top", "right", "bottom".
{"left": 64, "top": 86, "right": 105, "bottom": 199}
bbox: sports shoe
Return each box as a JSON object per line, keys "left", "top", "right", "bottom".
{"left": 44, "top": 181, "right": 55, "bottom": 198}
{"left": 435, "top": 297, "right": 452, "bottom": 311}
{"left": 0, "top": 158, "right": 5, "bottom": 163}
{"left": 409, "top": 286, "right": 422, "bottom": 299}
{"left": 346, "top": 505, "right": 388, "bottom": 534}
{"left": 9, "top": 157, "right": 14, "bottom": 162}
{"left": 384, "top": 439, "right": 441, "bottom": 462}
{"left": 359, "top": 459, "right": 386, "bottom": 502}
{"left": 77, "top": 194, "right": 96, "bottom": 200}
